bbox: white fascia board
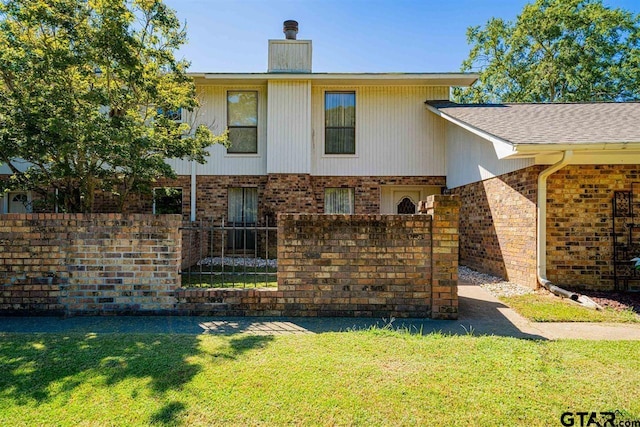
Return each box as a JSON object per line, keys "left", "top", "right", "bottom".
{"left": 190, "top": 72, "right": 479, "bottom": 87}
{"left": 514, "top": 142, "right": 640, "bottom": 154}
{"left": 425, "top": 104, "right": 517, "bottom": 159}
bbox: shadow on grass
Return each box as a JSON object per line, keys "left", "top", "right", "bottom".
{"left": 0, "top": 333, "right": 273, "bottom": 407}
{"left": 149, "top": 401, "right": 186, "bottom": 426}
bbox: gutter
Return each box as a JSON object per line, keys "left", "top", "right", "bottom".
{"left": 190, "top": 161, "right": 197, "bottom": 222}
{"left": 537, "top": 150, "right": 601, "bottom": 309}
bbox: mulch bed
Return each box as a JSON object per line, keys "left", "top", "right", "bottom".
{"left": 574, "top": 290, "right": 640, "bottom": 314}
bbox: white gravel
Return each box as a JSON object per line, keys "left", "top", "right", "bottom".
{"left": 194, "top": 260, "right": 532, "bottom": 295}
{"left": 197, "top": 256, "right": 277, "bottom": 269}
{"left": 459, "top": 265, "right": 534, "bottom": 297}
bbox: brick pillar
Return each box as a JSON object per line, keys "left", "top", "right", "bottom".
{"left": 422, "top": 195, "right": 460, "bottom": 320}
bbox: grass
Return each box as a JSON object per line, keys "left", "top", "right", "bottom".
{"left": 181, "top": 266, "right": 277, "bottom": 288}
{"left": 501, "top": 293, "right": 640, "bottom": 323}
{"left": 1, "top": 330, "right": 640, "bottom": 426}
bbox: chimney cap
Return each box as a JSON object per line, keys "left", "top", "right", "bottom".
{"left": 283, "top": 20, "right": 298, "bottom": 40}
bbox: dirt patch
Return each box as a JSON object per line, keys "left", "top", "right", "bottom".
{"left": 575, "top": 290, "right": 640, "bottom": 314}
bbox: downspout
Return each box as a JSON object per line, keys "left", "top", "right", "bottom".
{"left": 190, "top": 161, "right": 197, "bottom": 222}
{"left": 537, "top": 151, "right": 601, "bottom": 309}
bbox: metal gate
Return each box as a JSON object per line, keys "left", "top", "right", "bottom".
{"left": 180, "top": 217, "right": 277, "bottom": 289}
{"left": 613, "top": 184, "right": 640, "bottom": 291}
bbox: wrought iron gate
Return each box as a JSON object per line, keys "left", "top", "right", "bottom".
{"left": 613, "top": 184, "right": 640, "bottom": 291}
{"left": 180, "top": 217, "right": 277, "bottom": 289}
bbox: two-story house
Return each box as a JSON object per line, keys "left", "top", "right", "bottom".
{"left": 5, "top": 20, "right": 640, "bottom": 295}
{"left": 157, "top": 21, "right": 476, "bottom": 226}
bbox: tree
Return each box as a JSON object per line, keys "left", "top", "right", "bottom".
{"left": 0, "top": 0, "right": 227, "bottom": 213}
{"left": 454, "top": 0, "right": 640, "bottom": 103}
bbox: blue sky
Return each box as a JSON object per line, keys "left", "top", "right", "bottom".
{"left": 164, "top": 0, "right": 640, "bottom": 73}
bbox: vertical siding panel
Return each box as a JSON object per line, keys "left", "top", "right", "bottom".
{"left": 267, "top": 80, "right": 311, "bottom": 173}
{"left": 312, "top": 85, "right": 449, "bottom": 176}
{"left": 171, "top": 84, "right": 267, "bottom": 176}
{"left": 445, "top": 122, "right": 533, "bottom": 188}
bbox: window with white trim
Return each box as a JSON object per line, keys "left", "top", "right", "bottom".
{"left": 153, "top": 187, "right": 182, "bottom": 214}
{"left": 228, "top": 187, "right": 258, "bottom": 250}
{"left": 325, "top": 92, "right": 355, "bottom": 154}
{"left": 324, "top": 188, "right": 354, "bottom": 214}
{"left": 227, "top": 91, "right": 258, "bottom": 153}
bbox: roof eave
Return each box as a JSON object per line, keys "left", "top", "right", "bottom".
{"left": 188, "top": 72, "right": 479, "bottom": 87}
{"left": 425, "top": 103, "right": 517, "bottom": 159}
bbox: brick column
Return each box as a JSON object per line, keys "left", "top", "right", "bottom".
{"left": 422, "top": 195, "right": 460, "bottom": 319}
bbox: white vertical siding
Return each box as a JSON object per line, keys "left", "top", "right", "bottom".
{"left": 168, "top": 84, "right": 267, "bottom": 175}
{"left": 267, "top": 80, "right": 312, "bottom": 173}
{"left": 311, "top": 85, "right": 449, "bottom": 176}
{"left": 445, "top": 121, "right": 533, "bottom": 188}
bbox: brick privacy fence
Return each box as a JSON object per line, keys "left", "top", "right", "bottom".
{"left": 0, "top": 214, "right": 181, "bottom": 314}
{"left": 2, "top": 195, "right": 460, "bottom": 318}
{"left": 177, "top": 195, "right": 460, "bottom": 319}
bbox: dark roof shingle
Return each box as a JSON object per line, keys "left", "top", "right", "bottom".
{"left": 426, "top": 101, "right": 640, "bottom": 145}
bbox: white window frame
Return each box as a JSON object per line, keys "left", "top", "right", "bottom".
{"left": 324, "top": 91, "right": 356, "bottom": 156}
{"left": 152, "top": 187, "right": 183, "bottom": 215}
{"left": 324, "top": 188, "right": 355, "bottom": 214}
{"left": 226, "top": 90, "right": 259, "bottom": 154}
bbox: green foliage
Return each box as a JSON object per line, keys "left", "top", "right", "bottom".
{"left": 455, "top": 0, "right": 640, "bottom": 103}
{"left": 0, "top": 0, "right": 227, "bottom": 212}
{"left": 180, "top": 267, "right": 278, "bottom": 288}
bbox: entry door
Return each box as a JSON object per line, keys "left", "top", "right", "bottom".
{"left": 8, "top": 192, "right": 29, "bottom": 213}
{"left": 394, "top": 191, "right": 420, "bottom": 214}
{"left": 380, "top": 186, "right": 441, "bottom": 214}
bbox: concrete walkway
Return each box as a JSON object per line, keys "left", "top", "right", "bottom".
{"left": 1, "top": 281, "right": 640, "bottom": 340}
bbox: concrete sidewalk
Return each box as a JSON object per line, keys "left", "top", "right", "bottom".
{"left": 1, "top": 281, "right": 640, "bottom": 340}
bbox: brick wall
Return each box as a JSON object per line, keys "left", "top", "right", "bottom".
{"left": 0, "top": 214, "right": 181, "bottom": 314}
{"left": 546, "top": 165, "right": 640, "bottom": 290}
{"left": 312, "top": 176, "right": 446, "bottom": 214}
{"left": 180, "top": 223, "right": 210, "bottom": 270}
{"left": 452, "top": 166, "right": 542, "bottom": 289}
{"left": 2, "top": 196, "right": 460, "bottom": 318}
{"left": 0, "top": 214, "right": 66, "bottom": 313}
{"left": 453, "top": 164, "right": 640, "bottom": 291}
{"left": 95, "top": 175, "right": 193, "bottom": 220}
{"left": 159, "top": 174, "right": 445, "bottom": 221}
{"left": 177, "top": 195, "right": 460, "bottom": 319}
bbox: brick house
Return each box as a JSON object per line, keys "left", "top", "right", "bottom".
{"left": 426, "top": 101, "right": 640, "bottom": 291}
{"left": 3, "top": 21, "right": 639, "bottom": 293}
{"left": 1, "top": 23, "right": 476, "bottom": 220}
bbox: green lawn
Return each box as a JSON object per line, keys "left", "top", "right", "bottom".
{"left": 181, "top": 267, "right": 277, "bottom": 288}
{"left": 501, "top": 294, "right": 640, "bottom": 323}
{"left": 1, "top": 330, "right": 639, "bottom": 426}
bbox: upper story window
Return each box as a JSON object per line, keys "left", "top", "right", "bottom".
{"left": 325, "top": 92, "right": 355, "bottom": 155}
{"left": 227, "top": 91, "right": 258, "bottom": 154}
